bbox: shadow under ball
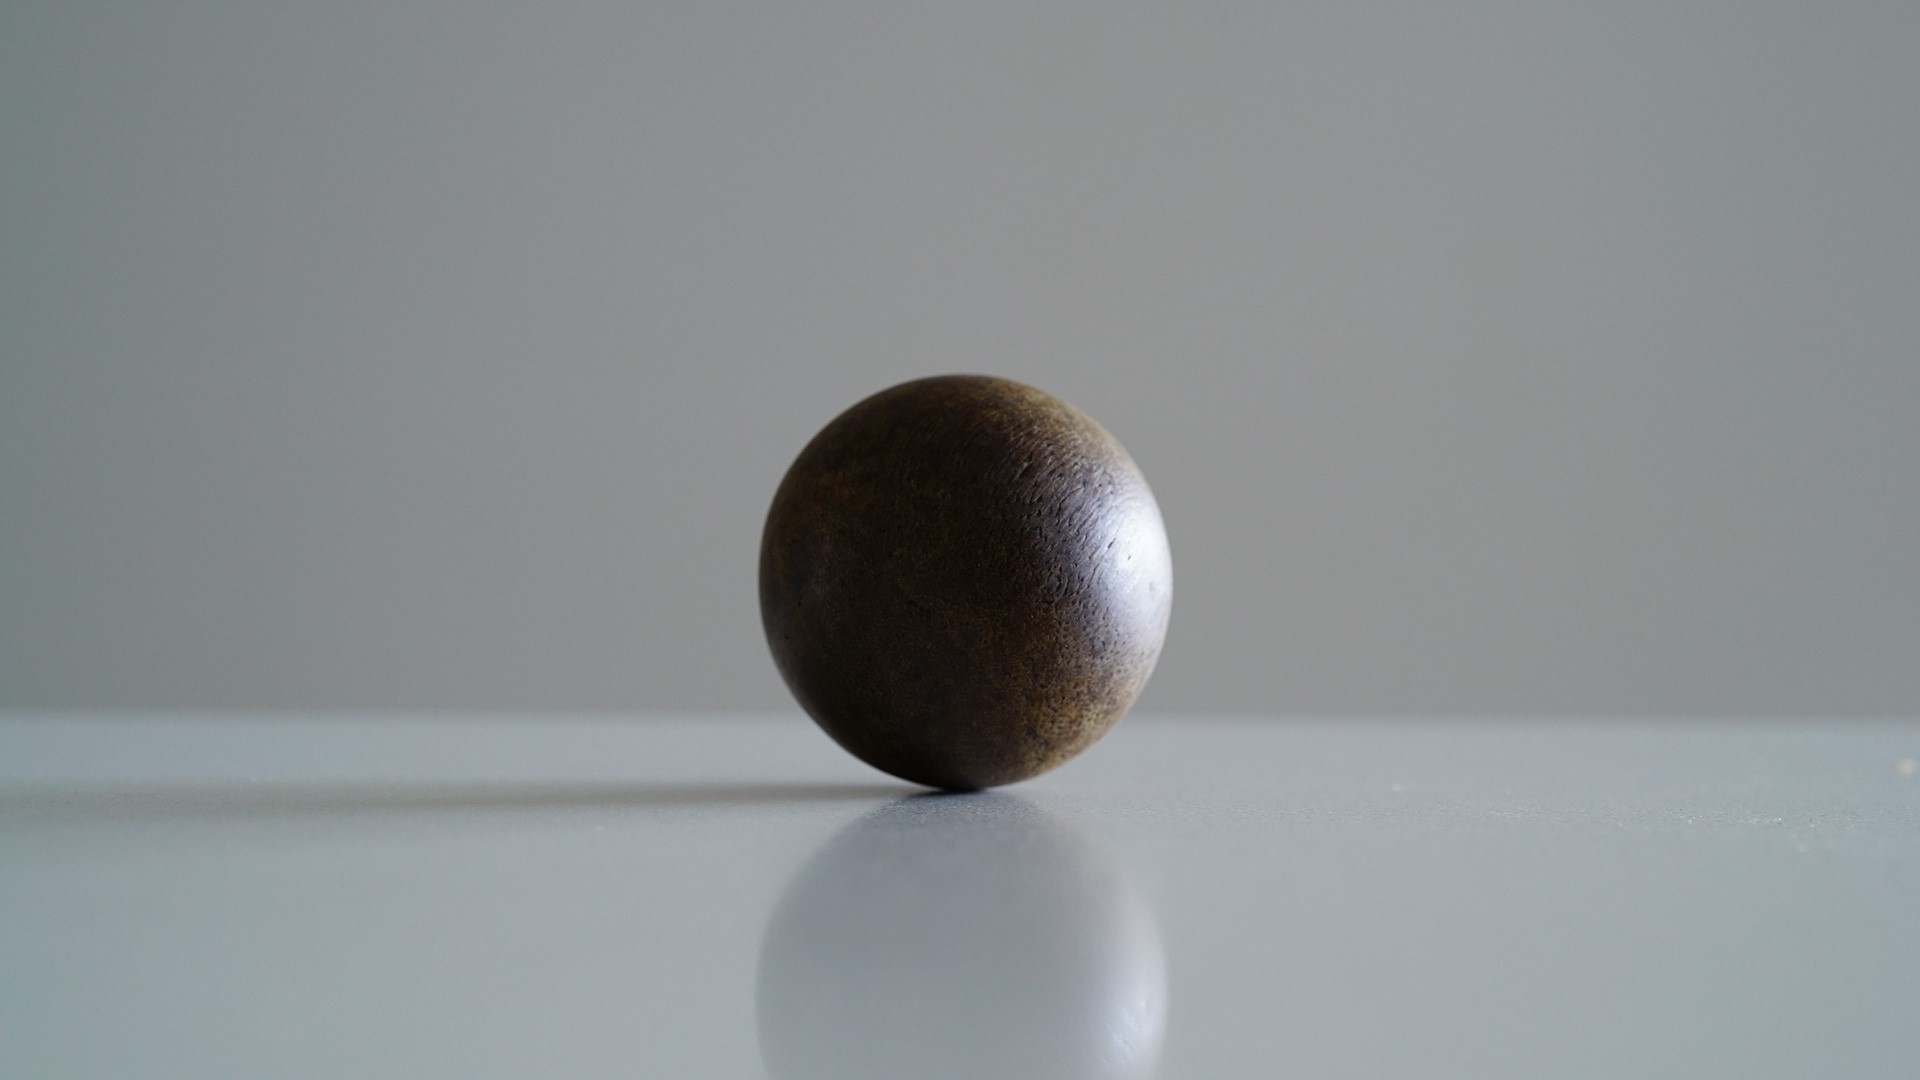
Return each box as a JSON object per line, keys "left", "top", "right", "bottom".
{"left": 760, "top": 375, "right": 1172, "bottom": 791}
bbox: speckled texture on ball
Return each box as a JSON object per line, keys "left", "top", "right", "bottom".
{"left": 759, "top": 375, "right": 1172, "bottom": 791}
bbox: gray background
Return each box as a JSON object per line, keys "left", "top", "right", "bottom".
{"left": 3, "top": 1, "right": 1915, "bottom": 715}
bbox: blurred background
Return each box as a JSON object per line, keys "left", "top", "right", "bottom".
{"left": 2, "top": 1, "right": 1914, "bottom": 716}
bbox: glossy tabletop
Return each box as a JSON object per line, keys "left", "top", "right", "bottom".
{"left": 2, "top": 714, "right": 1917, "bottom": 1078}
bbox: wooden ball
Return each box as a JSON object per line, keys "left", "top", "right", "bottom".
{"left": 759, "top": 375, "right": 1172, "bottom": 791}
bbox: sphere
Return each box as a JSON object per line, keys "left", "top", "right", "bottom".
{"left": 756, "top": 795, "right": 1168, "bottom": 1080}
{"left": 759, "top": 375, "right": 1171, "bottom": 790}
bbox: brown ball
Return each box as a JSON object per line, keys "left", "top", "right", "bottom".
{"left": 759, "top": 375, "right": 1172, "bottom": 791}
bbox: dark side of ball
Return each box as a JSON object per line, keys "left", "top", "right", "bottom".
{"left": 759, "top": 375, "right": 1172, "bottom": 791}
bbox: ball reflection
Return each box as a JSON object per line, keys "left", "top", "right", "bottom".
{"left": 756, "top": 795, "right": 1167, "bottom": 1080}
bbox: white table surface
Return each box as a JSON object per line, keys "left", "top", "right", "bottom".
{"left": 2, "top": 714, "right": 1916, "bottom": 1079}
